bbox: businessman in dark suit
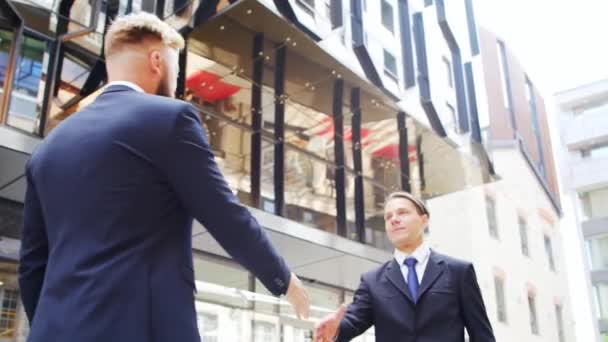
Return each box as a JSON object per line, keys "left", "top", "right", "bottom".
{"left": 18, "top": 12, "right": 309, "bottom": 342}
{"left": 315, "top": 191, "right": 495, "bottom": 342}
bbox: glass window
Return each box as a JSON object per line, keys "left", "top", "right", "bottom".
{"left": 282, "top": 99, "right": 336, "bottom": 164}
{"left": 359, "top": 177, "right": 393, "bottom": 252}
{"left": 283, "top": 325, "right": 313, "bottom": 342}
{"left": 544, "top": 235, "right": 556, "bottom": 272}
{"left": 296, "top": 0, "right": 316, "bottom": 17}
{"left": 486, "top": 196, "right": 499, "bottom": 239}
{"left": 6, "top": 35, "right": 48, "bottom": 134}
{"left": 528, "top": 293, "right": 539, "bottom": 335}
{"left": 581, "top": 187, "right": 608, "bottom": 219}
{"left": 446, "top": 102, "right": 457, "bottom": 132}
{"left": 281, "top": 281, "right": 341, "bottom": 321}
{"left": 581, "top": 143, "right": 608, "bottom": 159}
{"left": 0, "top": 29, "right": 15, "bottom": 111}
{"left": 593, "top": 283, "right": 608, "bottom": 320}
{"left": 524, "top": 78, "right": 534, "bottom": 103}
{"left": 199, "top": 312, "right": 219, "bottom": 342}
{"left": 0, "top": 288, "right": 18, "bottom": 338}
{"left": 442, "top": 56, "right": 453, "bottom": 88}
{"left": 587, "top": 235, "right": 608, "bottom": 270}
{"left": 284, "top": 146, "right": 338, "bottom": 235}
{"left": 555, "top": 304, "right": 565, "bottom": 342}
{"left": 253, "top": 320, "right": 278, "bottom": 342}
{"left": 496, "top": 40, "right": 511, "bottom": 111}
{"left": 193, "top": 255, "right": 251, "bottom": 309}
{"left": 383, "top": 49, "right": 398, "bottom": 81}
{"left": 494, "top": 277, "right": 507, "bottom": 323}
{"left": 519, "top": 217, "right": 529, "bottom": 256}
{"left": 381, "top": 0, "right": 395, "bottom": 33}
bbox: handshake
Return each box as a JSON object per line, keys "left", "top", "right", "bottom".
{"left": 287, "top": 273, "right": 347, "bottom": 342}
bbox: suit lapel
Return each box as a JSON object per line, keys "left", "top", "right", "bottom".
{"left": 418, "top": 250, "right": 445, "bottom": 300}
{"left": 385, "top": 259, "right": 415, "bottom": 303}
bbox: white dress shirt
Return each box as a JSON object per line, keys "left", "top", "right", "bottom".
{"left": 394, "top": 242, "right": 431, "bottom": 285}
{"left": 105, "top": 81, "right": 144, "bottom": 93}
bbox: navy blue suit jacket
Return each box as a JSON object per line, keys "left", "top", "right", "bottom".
{"left": 18, "top": 85, "right": 291, "bottom": 341}
{"left": 338, "top": 250, "right": 495, "bottom": 342}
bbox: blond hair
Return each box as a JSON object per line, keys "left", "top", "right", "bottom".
{"left": 104, "top": 12, "right": 184, "bottom": 58}
{"left": 385, "top": 191, "right": 429, "bottom": 217}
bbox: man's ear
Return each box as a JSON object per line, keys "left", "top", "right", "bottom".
{"left": 149, "top": 50, "right": 162, "bottom": 74}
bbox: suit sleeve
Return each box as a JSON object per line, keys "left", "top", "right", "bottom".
{"left": 337, "top": 275, "right": 374, "bottom": 341}
{"left": 18, "top": 163, "right": 49, "bottom": 324}
{"left": 460, "top": 264, "right": 496, "bottom": 342}
{"left": 163, "top": 107, "right": 291, "bottom": 296}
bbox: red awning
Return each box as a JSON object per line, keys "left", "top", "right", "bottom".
{"left": 312, "top": 117, "right": 372, "bottom": 141}
{"left": 186, "top": 70, "right": 241, "bottom": 101}
{"left": 372, "top": 144, "right": 417, "bottom": 161}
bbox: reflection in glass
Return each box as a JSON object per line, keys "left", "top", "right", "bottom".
{"left": 361, "top": 178, "right": 393, "bottom": 251}
{"left": 0, "top": 29, "right": 14, "bottom": 111}
{"left": 7, "top": 35, "right": 47, "bottom": 134}
{"left": 284, "top": 146, "right": 337, "bottom": 234}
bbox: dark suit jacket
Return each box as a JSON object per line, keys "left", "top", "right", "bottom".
{"left": 338, "top": 250, "right": 495, "bottom": 342}
{"left": 18, "top": 85, "right": 291, "bottom": 342}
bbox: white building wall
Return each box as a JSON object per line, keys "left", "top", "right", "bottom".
{"left": 555, "top": 80, "right": 608, "bottom": 342}
{"left": 426, "top": 148, "right": 576, "bottom": 342}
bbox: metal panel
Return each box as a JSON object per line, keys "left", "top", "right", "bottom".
{"left": 333, "top": 79, "right": 346, "bottom": 236}
{"left": 398, "top": 0, "right": 415, "bottom": 88}
{"left": 39, "top": 39, "right": 59, "bottom": 136}
{"left": 464, "top": 0, "right": 480, "bottom": 55}
{"left": 412, "top": 12, "right": 446, "bottom": 137}
{"left": 350, "top": 0, "right": 384, "bottom": 89}
{"left": 176, "top": 37, "right": 188, "bottom": 99}
{"left": 330, "top": 0, "right": 343, "bottom": 29}
{"left": 465, "top": 62, "right": 482, "bottom": 143}
{"left": 397, "top": 111, "right": 410, "bottom": 192}
{"left": 273, "top": 44, "right": 286, "bottom": 216}
{"left": 351, "top": 87, "right": 365, "bottom": 242}
{"left": 251, "top": 33, "right": 264, "bottom": 208}
{"left": 436, "top": 0, "right": 469, "bottom": 133}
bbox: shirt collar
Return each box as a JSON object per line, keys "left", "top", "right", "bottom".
{"left": 394, "top": 242, "right": 430, "bottom": 266}
{"left": 105, "top": 81, "right": 145, "bottom": 93}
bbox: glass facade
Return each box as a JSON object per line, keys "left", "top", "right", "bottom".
{"left": 189, "top": 253, "right": 375, "bottom": 342}
{"left": 4, "top": 34, "right": 46, "bottom": 135}
{"left": 180, "top": 50, "right": 414, "bottom": 251}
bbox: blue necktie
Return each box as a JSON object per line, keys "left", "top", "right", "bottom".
{"left": 404, "top": 257, "right": 419, "bottom": 302}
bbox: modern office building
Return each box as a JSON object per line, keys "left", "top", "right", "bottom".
{"left": 555, "top": 79, "right": 608, "bottom": 342}
{"left": 0, "top": 0, "right": 575, "bottom": 341}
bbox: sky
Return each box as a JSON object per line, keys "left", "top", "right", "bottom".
{"left": 475, "top": 0, "right": 608, "bottom": 97}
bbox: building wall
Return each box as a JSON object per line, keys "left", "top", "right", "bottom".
{"left": 556, "top": 80, "right": 608, "bottom": 341}
{"left": 478, "top": 27, "right": 560, "bottom": 205}
{"left": 427, "top": 148, "right": 575, "bottom": 342}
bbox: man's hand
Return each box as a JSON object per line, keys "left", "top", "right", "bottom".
{"left": 314, "top": 304, "right": 347, "bottom": 342}
{"left": 285, "top": 272, "right": 310, "bottom": 319}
